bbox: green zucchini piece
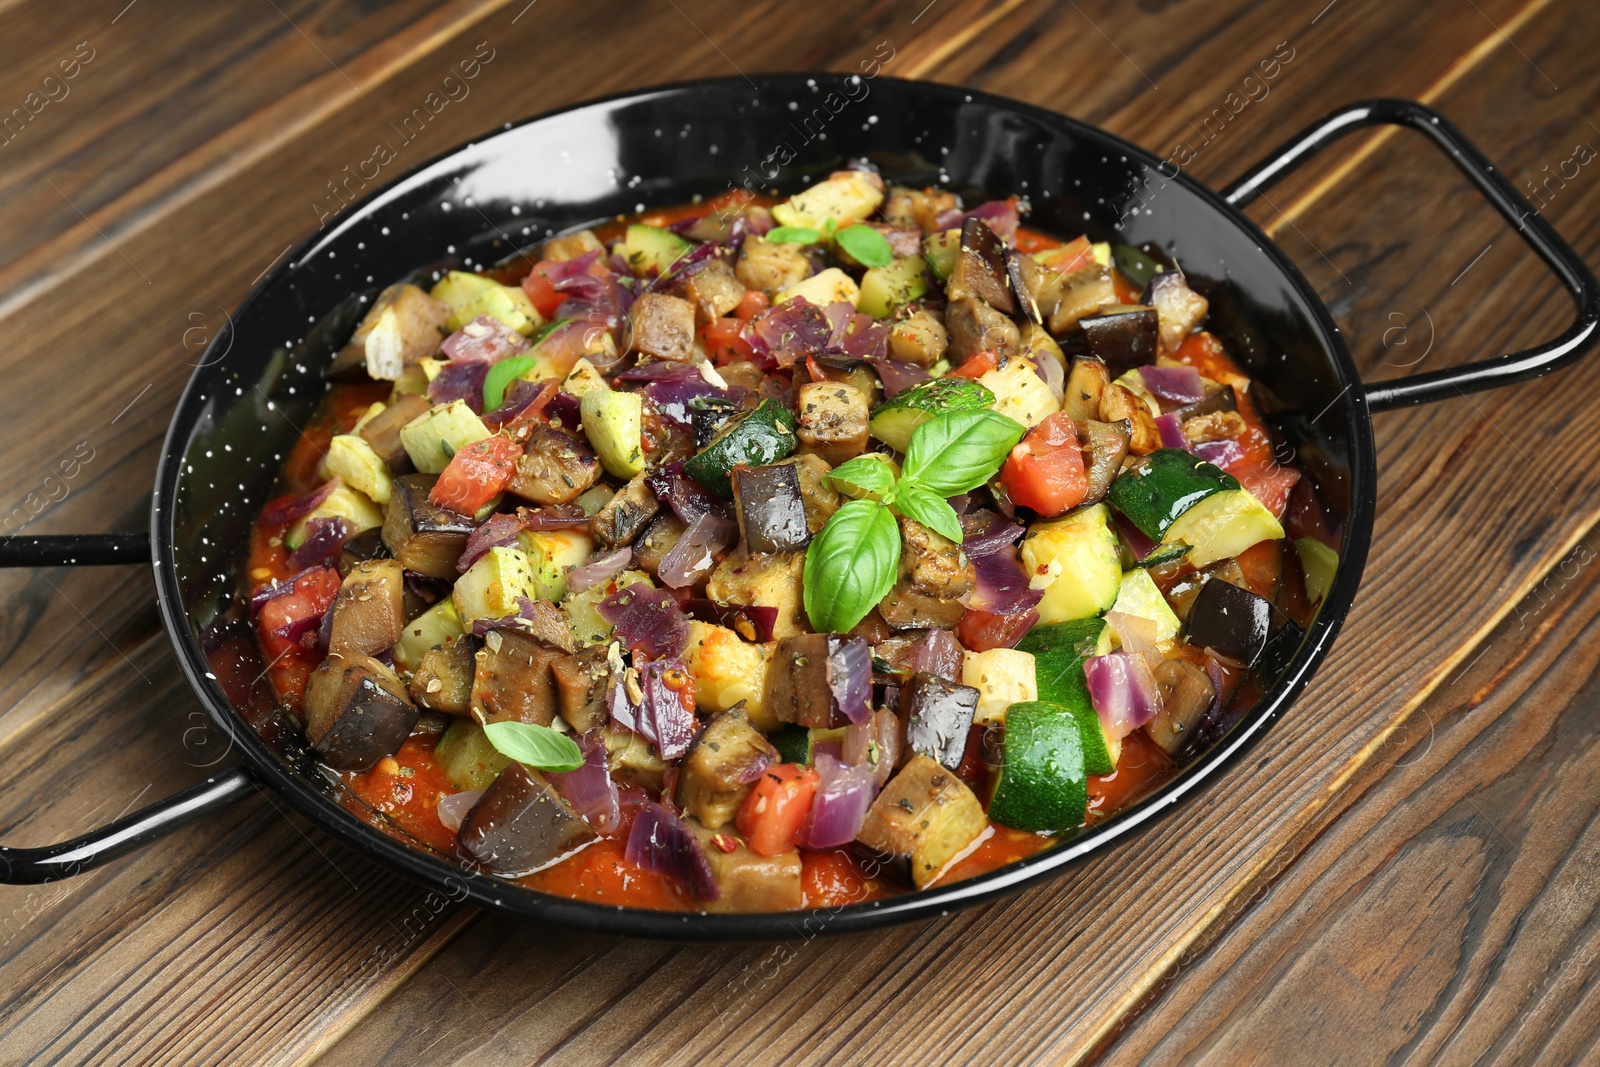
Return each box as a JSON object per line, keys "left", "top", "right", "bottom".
{"left": 1015, "top": 621, "right": 1118, "bottom": 776}
{"left": 1295, "top": 536, "right": 1338, "bottom": 606}
{"left": 1131, "top": 541, "right": 1190, "bottom": 570}
{"left": 1106, "top": 448, "right": 1239, "bottom": 542}
{"left": 1163, "top": 489, "right": 1284, "bottom": 567}
{"left": 1107, "top": 567, "right": 1180, "bottom": 646}
{"left": 581, "top": 388, "right": 646, "bottom": 479}
{"left": 922, "top": 230, "right": 961, "bottom": 282}
{"left": 1018, "top": 504, "right": 1123, "bottom": 623}
{"left": 767, "top": 724, "right": 809, "bottom": 764}
{"left": 434, "top": 719, "right": 513, "bottom": 792}
{"left": 988, "top": 701, "right": 1089, "bottom": 832}
{"left": 621, "top": 224, "right": 692, "bottom": 277}
{"left": 867, "top": 376, "right": 994, "bottom": 453}
{"left": 683, "top": 399, "right": 798, "bottom": 497}
{"left": 857, "top": 255, "right": 929, "bottom": 318}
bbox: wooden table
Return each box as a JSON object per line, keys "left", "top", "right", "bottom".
{"left": 0, "top": 0, "right": 1596, "bottom": 1062}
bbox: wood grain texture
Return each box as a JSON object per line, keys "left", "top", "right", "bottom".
{"left": 0, "top": 0, "right": 1591, "bottom": 1062}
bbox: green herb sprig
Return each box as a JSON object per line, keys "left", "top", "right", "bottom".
{"left": 802, "top": 408, "right": 1025, "bottom": 633}
{"left": 482, "top": 720, "right": 585, "bottom": 772}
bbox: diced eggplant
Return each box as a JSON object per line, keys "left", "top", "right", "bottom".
{"left": 795, "top": 381, "right": 870, "bottom": 469}
{"left": 887, "top": 308, "right": 949, "bottom": 367}
{"left": 1048, "top": 268, "right": 1119, "bottom": 333}
{"left": 1146, "top": 270, "right": 1210, "bottom": 356}
{"left": 676, "top": 708, "right": 779, "bottom": 829}
{"left": 1098, "top": 383, "right": 1161, "bottom": 455}
{"left": 633, "top": 512, "right": 688, "bottom": 578}
{"left": 807, "top": 355, "right": 881, "bottom": 407}
{"left": 692, "top": 395, "right": 741, "bottom": 450}
{"left": 457, "top": 762, "right": 598, "bottom": 875}
{"left": 945, "top": 297, "right": 1021, "bottom": 363}
{"left": 898, "top": 671, "right": 979, "bottom": 770}
{"left": 551, "top": 644, "right": 612, "bottom": 732}
{"left": 627, "top": 292, "right": 697, "bottom": 362}
{"left": 1062, "top": 356, "right": 1110, "bottom": 425}
{"left": 1175, "top": 384, "right": 1238, "bottom": 422}
{"left": 328, "top": 559, "right": 406, "bottom": 657}
{"left": 301, "top": 653, "right": 419, "bottom": 770}
{"left": 357, "top": 393, "right": 431, "bottom": 472}
{"left": 1187, "top": 577, "right": 1273, "bottom": 665}
{"left": 778, "top": 453, "right": 842, "bottom": 535}
{"left": 1081, "top": 306, "right": 1160, "bottom": 377}
{"left": 408, "top": 638, "right": 475, "bottom": 715}
{"left": 592, "top": 474, "right": 660, "bottom": 547}
{"left": 856, "top": 755, "right": 988, "bottom": 889}
{"left": 879, "top": 518, "right": 974, "bottom": 630}
{"left": 688, "top": 820, "right": 804, "bottom": 912}
{"left": 1080, "top": 418, "right": 1131, "bottom": 505}
{"left": 381, "top": 473, "right": 474, "bottom": 579}
{"left": 337, "top": 526, "right": 390, "bottom": 577}
{"left": 470, "top": 629, "right": 564, "bottom": 725}
{"left": 1145, "top": 658, "right": 1216, "bottom": 756}
{"left": 524, "top": 598, "right": 579, "bottom": 654}
{"left": 948, "top": 218, "right": 1016, "bottom": 313}
{"left": 704, "top": 548, "right": 806, "bottom": 639}
{"left": 679, "top": 259, "right": 746, "bottom": 325}
{"left": 735, "top": 235, "right": 812, "bottom": 295}
{"left": 1006, "top": 250, "right": 1043, "bottom": 324}
{"left": 602, "top": 721, "right": 668, "bottom": 790}
{"left": 507, "top": 425, "right": 601, "bottom": 506}
{"left": 733, "top": 463, "right": 810, "bottom": 554}
{"left": 1165, "top": 559, "right": 1248, "bottom": 623}
{"left": 764, "top": 633, "right": 834, "bottom": 728}
{"left": 350, "top": 283, "right": 450, "bottom": 380}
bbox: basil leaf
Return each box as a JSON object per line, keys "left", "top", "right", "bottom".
{"left": 529, "top": 316, "right": 572, "bottom": 346}
{"left": 835, "top": 225, "right": 894, "bottom": 269}
{"left": 482, "top": 720, "right": 584, "bottom": 772}
{"left": 767, "top": 226, "right": 822, "bottom": 245}
{"left": 827, "top": 456, "right": 897, "bottom": 498}
{"left": 482, "top": 354, "right": 540, "bottom": 411}
{"left": 803, "top": 499, "right": 901, "bottom": 634}
{"left": 900, "top": 408, "right": 1028, "bottom": 495}
{"left": 894, "top": 486, "right": 963, "bottom": 543}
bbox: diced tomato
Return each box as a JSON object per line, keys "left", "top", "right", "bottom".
{"left": 736, "top": 763, "right": 820, "bottom": 857}
{"left": 1012, "top": 226, "right": 1064, "bottom": 255}
{"left": 732, "top": 289, "right": 768, "bottom": 321}
{"left": 429, "top": 434, "right": 522, "bottom": 515}
{"left": 948, "top": 350, "right": 998, "bottom": 379}
{"left": 520, "top": 263, "right": 564, "bottom": 319}
{"left": 801, "top": 849, "right": 888, "bottom": 907}
{"left": 1001, "top": 411, "right": 1087, "bottom": 516}
{"left": 1229, "top": 459, "right": 1300, "bottom": 519}
{"left": 957, "top": 608, "right": 1039, "bottom": 652}
{"left": 1033, "top": 235, "right": 1095, "bottom": 277}
{"left": 701, "top": 317, "right": 755, "bottom": 365}
{"left": 255, "top": 567, "right": 341, "bottom": 661}
{"left": 1112, "top": 269, "right": 1143, "bottom": 304}
{"left": 1284, "top": 476, "right": 1337, "bottom": 547}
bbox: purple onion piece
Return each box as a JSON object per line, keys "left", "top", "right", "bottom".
{"left": 907, "top": 628, "right": 966, "bottom": 683}
{"left": 837, "top": 315, "right": 890, "bottom": 361}
{"left": 608, "top": 659, "right": 697, "bottom": 759}
{"left": 1193, "top": 438, "right": 1246, "bottom": 470}
{"left": 436, "top": 789, "right": 484, "bottom": 832}
{"left": 645, "top": 239, "right": 723, "bottom": 292}
{"left": 1034, "top": 350, "right": 1065, "bottom": 400}
{"left": 405, "top": 571, "right": 452, "bottom": 605}
{"left": 963, "top": 199, "right": 1021, "bottom": 241}
{"left": 566, "top": 547, "right": 633, "bottom": 595}
{"left": 440, "top": 314, "right": 529, "bottom": 364}
{"left": 456, "top": 512, "right": 527, "bottom": 574}
{"left": 735, "top": 748, "right": 777, "bottom": 785}
{"left": 481, "top": 377, "right": 554, "bottom": 431}
{"left": 614, "top": 360, "right": 705, "bottom": 384}
{"left": 544, "top": 389, "right": 581, "bottom": 429}
{"left": 1138, "top": 364, "right": 1206, "bottom": 405}
{"left": 1085, "top": 653, "right": 1163, "bottom": 741}
{"left": 539, "top": 248, "right": 602, "bottom": 281}
{"left": 258, "top": 479, "right": 339, "bottom": 528}
{"left": 286, "top": 516, "right": 352, "bottom": 572}
{"left": 655, "top": 512, "right": 737, "bottom": 590}
{"left": 548, "top": 732, "right": 620, "bottom": 834}
{"left": 869, "top": 358, "right": 930, "bottom": 399}
{"left": 679, "top": 599, "right": 777, "bottom": 643}
{"left": 822, "top": 301, "right": 854, "bottom": 346}
{"left": 597, "top": 585, "right": 689, "bottom": 660}
{"left": 1113, "top": 512, "right": 1157, "bottom": 561}
{"left": 645, "top": 463, "right": 733, "bottom": 525}
{"left": 427, "top": 359, "right": 490, "bottom": 412}
{"left": 625, "top": 800, "right": 719, "bottom": 900}
{"left": 960, "top": 509, "right": 1025, "bottom": 558}
{"left": 1155, "top": 412, "right": 1192, "bottom": 452}
{"left": 744, "top": 298, "right": 832, "bottom": 367}
{"left": 803, "top": 754, "right": 879, "bottom": 849}
{"left": 826, "top": 635, "right": 872, "bottom": 727}
{"left": 965, "top": 549, "right": 1045, "bottom": 616}
{"left": 643, "top": 378, "right": 726, "bottom": 426}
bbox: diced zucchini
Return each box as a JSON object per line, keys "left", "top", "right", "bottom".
{"left": 1107, "top": 567, "right": 1180, "bottom": 646}
{"left": 766, "top": 724, "right": 809, "bottom": 764}
{"left": 575, "top": 484, "right": 613, "bottom": 515}
{"left": 562, "top": 358, "right": 609, "bottom": 401}
{"left": 922, "top": 230, "right": 961, "bottom": 282}
{"left": 430, "top": 271, "right": 543, "bottom": 335}
{"left": 868, "top": 376, "right": 994, "bottom": 453}
{"left": 856, "top": 256, "right": 929, "bottom": 318}
{"left": 979, "top": 356, "right": 1060, "bottom": 430}
{"left": 1016, "top": 619, "right": 1118, "bottom": 770}
{"left": 681, "top": 619, "right": 775, "bottom": 727}
{"left": 684, "top": 399, "right": 798, "bottom": 498}
{"left": 620, "top": 224, "right": 693, "bottom": 277}
{"left": 1018, "top": 321, "right": 1066, "bottom": 375}
{"left": 285, "top": 485, "right": 384, "bottom": 551}
{"left": 770, "top": 171, "right": 885, "bottom": 230}
{"left": 318, "top": 434, "right": 393, "bottom": 506}
{"left": 452, "top": 545, "right": 540, "bottom": 625}
{"left": 1106, "top": 449, "right": 1239, "bottom": 543}
{"left": 434, "top": 719, "right": 512, "bottom": 791}
{"left": 988, "top": 701, "right": 1088, "bottom": 832}
{"left": 1296, "top": 536, "right": 1338, "bottom": 606}
{"left": 1091, "top": 241, "right": 1113, "bottom": 267}
{"left": 705, "top": 548, "right": 807, "bottom": 640}
{"left": 580, "top": 388, "right": 645, "bottom": 479}
{"left": 516, "top": 527, "right": 594, "bottom": 602}
{"left": 1020, "top": 503, "right": 1122, "bottom": 623}
{"left": 775, "top": 267, "right": 860, "bottom": 309}
{"left": 1162, "top": 488, "right": 1284, "bottom": 567}
{"left": 563, "top": 569, "right": 653, "bottom": 645}
{"left": 961, "top": 648, "right": 1038, "bottom": 726}
{"left": 399, "top": 400, "right": 492, "bottom": 475}
{"left": 393, "top": 598, "right": 465, "bottom": 675}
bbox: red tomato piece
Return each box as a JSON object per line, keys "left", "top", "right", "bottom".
{"left": 256, "top": 567, "right": 341, "bottom": 660}
{"left": 1112, "top": 269, "right": 1143, "bottom": 304}
{"left": 429, "top": 434, "right": 522, "bottom": 515}
{"left": 1000, "top": 411, "right": 1088, "bottom": 517}
{"left": 520, "top": 263, "right": 564, "bottom": 319}
{"left": 957, "top": 608, "right": 1039, "bottom": 652}
{"left": 732, "top": 289, "right": 768, "bottom": 321}
{"left": 736, "top": 763, "right": 820, "bottom": 857}
{"left": 1229, "top": 459, "right": 1300, "bottom": 519}
{"left": 701, "top": 317, "right": 755, "bottom": 365}
{"left": 947, "top": 350, "right": 999, "bottom": 379}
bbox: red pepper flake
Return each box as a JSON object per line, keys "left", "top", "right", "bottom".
{"left": 711, "top": 833, "right": 738, "bottom": 853}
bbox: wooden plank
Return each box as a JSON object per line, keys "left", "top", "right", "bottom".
{"left": 1102, "top": 0, "right": 1600, "bottom": 1058}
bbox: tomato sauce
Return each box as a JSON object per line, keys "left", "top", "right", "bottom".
{"left": 341, "top": 731, "right": 459, "bottom": 854}
{"left": 1086, "top": 730, "right": 1174, "bottom": 821}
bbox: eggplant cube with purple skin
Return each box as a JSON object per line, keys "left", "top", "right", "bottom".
{"left": 732, "top": 463, "right": 811, "bottom": 554}
{"left": 687, "top": 819, "right": 804, "bottom": 912}
{"left": 628, "top": 292, "right": 697, "bottom": 362}
{"left": 471, "top": 628, "right": 564, "bottom": 726}
{"left": 857, "top": 755, "right": 988, "bottom": 889}
{"left": 457, "top": 762, "right": 598, "bottom": 876}
{"left": 327, "top": 558, "right": 406, "bottom": 658}
{"left": 302, "top": 653, "right": 420, "bottom": 770}
{"left": 898, "top": 672, "right": 979, "bottom": 770}
{"left": 676, "top": 708, "right": 778, "bottom": 829}
{"left": 382, "top": 473, "right": 475, "bottom": 580}
{"left": 795, "top": 381, "right": 871, "bottom": 469}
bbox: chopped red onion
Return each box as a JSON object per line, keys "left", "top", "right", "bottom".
{"left": 481, "top": 377, "right": 556, "bottom": 431}
{"left": 743, "top": 298, "right": 831, "bottom": 367}
{"left": 436, "top": 789, "right": 484, "bottom": 832}
{"left": 645, "top": 239, "right": 724, "bottom": 291}
{"left": 643, "top": 378, "right": 725, "bottom": 426}
{"left": 906, "top": 627, "right": 965, "bottom": 682}
{"left": 836, "top": 315, "right": 890, "bottom": 361}
{"left": 869, "top": 358, "right": 930, "bottom": 398}
{"left": 625, "top": 800, "right": 719, "bottom": 900}
{"left": 456, "top": 512, "right": 525, "bottom": 573}
{"left": 544, "top": 389, "right": 582, "bottom": 429}
{"left": 826, "top": 635, "right": 872, "bottom": 726}
{"left": 1034, "top": 351, "right": 1065, "bottom": 401}
{"left": 656, "top": 512, "right": 737, "bottom": 589}
{"left": 257, "top": 479, "right": 339, "bottom": 528}
{"left": 1138, "top": 365, "right": 1206, "bottom": 405}
{"left": 426, "top": 359, "right": 490, "bottom": 411}
{"left": 960, "top": 509, "right": 1025, "bottom": 558}
{"left": 734, "top": 747, "right": 776, "bottom": 785}
{"left": 566, "top": 547, "right": 632, "bottom": 595}
{"left": 285, "top": 516, "right": 352, "bottom": 571}
{"left": 963, "top": 198, "right": 1022, "bottom": 241}
{"left": 556, "top": 273, "right": 634, "bottom": 331}
{"left": 843, "top": 707, "right": 901, "bottom": 786}
{"left": 1085, "top": 652, "right": 1163, "bottom": 742}
{"left": 597, "top": 585, "right": 689, "bottom": 660}
{"left": 679, "top": 598, "right": 777, "bottom": 642}
{"left": 1155, "top": 412, "right": 1192, "bottom": 452}
{"left": 548, "top": 732, "right": 620, "bottom": 834}
{"left": 1193, "top": 438, "right": 1246, "bottom": 470}
{"left": 441, "top": 314, "right": 529, "bottom": 364}
{"left": 609, "top": 658, "right": 697, "bottom": 759}
{"left": 803, "top": 754, "right": 879, "bottom": 849}
{"left": 1113, "top": 512, "right": 1157, "bottom": 560}
{"left": 1105, "top": 611, "right": 1163, "bottom": 659}
{"left": 965, "top": 549, "right": 1044, "bottom": 616}
{"left": 646, "top": 462, "right": 733, "bottom": 525}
